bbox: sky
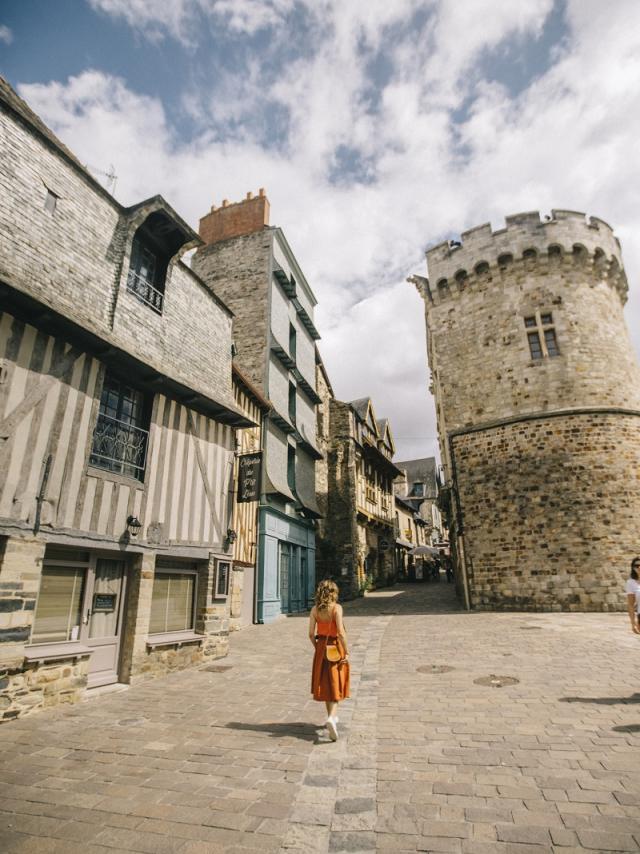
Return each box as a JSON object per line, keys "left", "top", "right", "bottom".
{"left": 1, "top": 0, "right": 639, "bottom": 463}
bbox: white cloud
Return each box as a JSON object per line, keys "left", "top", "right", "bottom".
{"left": 0, "top": 24, "right": 13, "bottom": 44}
{"left": 88, "top": 0, "right": 296, "bottom": 43}
{"left": 19, "top": 0, "right": 640, "bottom": 460}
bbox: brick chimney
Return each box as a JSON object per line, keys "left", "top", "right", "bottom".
{"left": 198, "top": 188, "right": 270, "bottom": 245}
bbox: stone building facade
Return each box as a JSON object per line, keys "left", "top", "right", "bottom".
{"left": 393, "top": 494, "right": 430, "bottom": 580}
{"left": 318, "top": 395, "right": 401, "bottom": 597}
{"left": 0, "top": 77, "right": 250, "bottom": 719}
{"left": 393, "top": 457, "right": 446, "bottom": 546}
{"left": 192, "top": 194, "right": 322, "bottom": 622}
{"left": 414, "top": 209, "right": 640, "bottom": 611}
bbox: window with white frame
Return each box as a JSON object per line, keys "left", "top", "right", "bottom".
{"left": 31, "top": 551, "right": 89, "bottom": 644}
{"left": 215, "top": 560, "right": 231, "bottom": 599}
{"left": 149, "top": 566, "right": 197, "bottom": 634}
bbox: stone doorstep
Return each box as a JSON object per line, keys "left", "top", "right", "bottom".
{"left": 84, "top": 683, "right": 130, "bottom": 700}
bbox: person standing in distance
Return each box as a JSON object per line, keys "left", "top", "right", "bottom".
{"left": 625, "top": 558, "right": 640, "bottom": 635}
{"left": 309, "top": 580, "right": 350, "bottom": 741}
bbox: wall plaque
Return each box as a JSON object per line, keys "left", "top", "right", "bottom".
{"left": 93, "top": 593, "right": 117, "bottom": 612}
{"left": 237, "top": 452, "right": 262, "bottom": 503}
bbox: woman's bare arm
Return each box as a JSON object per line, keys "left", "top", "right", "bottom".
{"left": 334, "top": 604, "right": 349, "bottom": 657}
{"left": 309, "top": 606, "right": 317, "bottom": 648}
{"left": 627, "top": 593, "right": 639, "bottom": 634}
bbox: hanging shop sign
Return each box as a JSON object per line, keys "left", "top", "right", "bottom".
{"left": 237, "top": 452, "right": 262, "bottom": 503}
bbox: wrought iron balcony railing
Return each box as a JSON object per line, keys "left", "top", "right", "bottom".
{"left": 90, "top": 413, "right": 149, "bottom": 480}
{"left": 126, "top": 269, "right": 164, "bottom": 314}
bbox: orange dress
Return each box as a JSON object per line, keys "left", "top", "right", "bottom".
{"left": 311, "top": 608, "right": 350, "bottom": 702}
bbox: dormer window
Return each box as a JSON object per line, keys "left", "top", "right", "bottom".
{"left": 125, "top": 208, "right": 195, "bottom": 315}
{"left": 127, "top": 232, "right": 167, "bottom": 314}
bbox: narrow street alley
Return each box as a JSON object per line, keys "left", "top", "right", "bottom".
{"left": 1, "top": 582, "right": 639, "bottom": 854}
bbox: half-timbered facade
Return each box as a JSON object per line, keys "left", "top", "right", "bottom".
{"left": 321, "top": 395, "right": 402, "bottom": 597}
{"left": 228, "top": 365, "right": 270, "bottom": 629}
{"left": 0, "top": 76, "right": 250, "bottom": 720}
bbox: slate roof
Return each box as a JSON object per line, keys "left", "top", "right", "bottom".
{"left": 0, "top": 75, "right": 115, "bottom": 202}
{"left": 395, "top": 457, "right": 438, "bottom": 499}
{"left": 349, "top": 397, "right": 371, "bottom": 421}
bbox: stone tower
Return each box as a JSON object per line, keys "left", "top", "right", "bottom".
{"left": 415, "top": 210, "right": 640, "bottom": 611}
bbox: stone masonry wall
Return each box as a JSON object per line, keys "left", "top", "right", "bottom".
{"left": 419, "top": 210, "right": 640, "bottom": 612}
{"left": 1, "top": 656, "right": 89, "bottom": 721}
{"left": 324, "top": 400, "right": 361, "bottom": 599}
{"left": 192, "top": 230, "right": 272, "bottom": 396}
{"left": 0, "top": 102, "right": 234, "bottom": 411}
{"left": 424, "top": 213, "right": 640, "bottom": 437}
{"left": 122, "top": 554, "right": 229, "bottom": 685}
{"left": 0, "top": 538, "right": 44, "bottom": 673}
{"left": 454, "top": 412, "right": 640, "bottom": 611}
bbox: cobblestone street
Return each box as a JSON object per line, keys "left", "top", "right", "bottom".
{"left": 1, "top": 582, "right": 639, "bottom": 854}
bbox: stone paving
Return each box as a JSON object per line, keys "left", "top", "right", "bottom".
{"left": 0, "top": 581, "right": 639, "bottom": 853}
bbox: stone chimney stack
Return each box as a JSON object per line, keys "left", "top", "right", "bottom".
{"left": 198, "top": 188, "right": 270, "bottom": 245}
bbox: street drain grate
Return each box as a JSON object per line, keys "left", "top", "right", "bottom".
{"left": 474, "top": 675, "right": 519, "bottom": 688}
{"left": 203, "top": 665, "right": 233, "bottom": 673}
{"left": 117, "top": 717, "right": 147, "bottom": 727}
{"left": 417, "top": 665, "right": 455, "bottom": 674}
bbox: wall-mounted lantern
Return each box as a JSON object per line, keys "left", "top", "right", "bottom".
{"left": 126, "top": 515, "right": 142, "bottom": 538}
{"left": 224, "top": 528, "right": 237, "bottom": 551}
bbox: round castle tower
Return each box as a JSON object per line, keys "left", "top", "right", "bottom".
{"left": 416, "top": 209, "right": 640, "bottom": 611}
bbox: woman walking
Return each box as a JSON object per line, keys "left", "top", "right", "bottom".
{"left": 309, "top": 579, "right": 350, "bottom": 741}
{"left": 625, "top": 557, "right": 640, "bottom": 635}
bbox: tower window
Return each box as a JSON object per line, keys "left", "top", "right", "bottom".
{"left": 524, "top": 312, "right": 560, "bottom": 361}
{"left": 527, "top": 332, "right": 543, "bottom": 360}
{"left": 544, "top": 328, "right": 560, "bottom": 357}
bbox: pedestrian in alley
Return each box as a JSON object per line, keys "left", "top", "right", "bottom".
{"left": 309, "top": 579, "right": 350, "bottom": 741}
{"left": 625, "top": 557, "right": 640, "bottom": 634}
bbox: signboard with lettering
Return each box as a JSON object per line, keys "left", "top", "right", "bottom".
{"left": 93, "top": 593, "right": 117, "bottom": 612}
{"left": 237, "top": 452, "right": 262, "bottom": 503}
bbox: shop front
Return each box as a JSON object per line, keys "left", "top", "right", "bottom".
{"left": 256, "top": 507, "right": 315, "bottom": 622}
{"left": 1, "top": 537, "right": 233, "bottom": 719}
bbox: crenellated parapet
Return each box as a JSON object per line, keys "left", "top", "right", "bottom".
{"left": 423, "top": 210, "right": 628, "bottom": 305}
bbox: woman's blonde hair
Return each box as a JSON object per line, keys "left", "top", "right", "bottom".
{"left": 315, "top": 579, "right": 339, "bottom": 610}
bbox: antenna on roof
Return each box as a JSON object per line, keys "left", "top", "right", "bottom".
{"left": 84, "top": 162, "right": 118, "bottom": 195}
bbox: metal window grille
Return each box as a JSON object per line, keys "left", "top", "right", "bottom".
{"left": 90, "top": 412, "right": 149, "bottom": 479}
{"left": 90, "top": 374, "right": 149, "bottom": 480}
{"left": 126, "top": 269, "right": 164, "bottom": 314}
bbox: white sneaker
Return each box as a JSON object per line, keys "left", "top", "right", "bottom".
{"left": 327, "top": 717, "right": 338, "bottom": 741}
